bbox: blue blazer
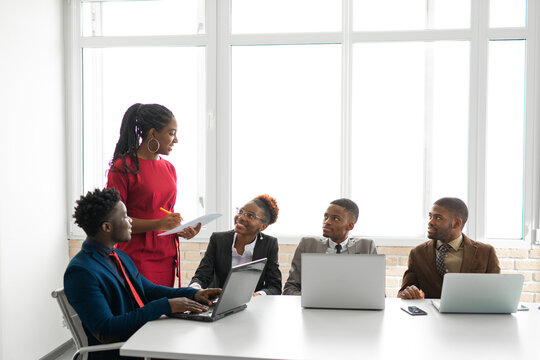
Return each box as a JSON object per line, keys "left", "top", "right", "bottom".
{"left": 64, "top": 239, "right": 198, "bottom": 360}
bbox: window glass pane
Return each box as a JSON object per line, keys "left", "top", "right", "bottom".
{"left": 82, "top": 47, "right": 206, "bottom": 220}
{"left": 352, "top": 42, "right": 426, "bottom": 237}
{"left": 81, "top": 0, "right": 205, "bottom": 36}
{"left": 354, "top": 0, "right": 426, "bottom": 31}
{"left": 490, "top": 0, "right": 527, "bottom": 28}
{"left": 431, "top": 0, "right": 470, "bottom": 29}
{"left": 353, "top": 0, "right": 470, "bottom": 31}
{"left": 232, "top": 0, "right": 341, "bottom": 33}
{"left": 232, "top": 45, "right": 341, "bottom": 236}
{"left": 430, "top": 41, "right": 469, "bottom": 204}
{"left": 485, "top": 40, "right": 525, "bottom": 239}
{"left": 351, "top": 41, "right": 469, "bottom": 237}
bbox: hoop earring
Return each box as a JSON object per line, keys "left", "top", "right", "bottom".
{"left": 147, "top": 138, "right": 160, "bottom": 153}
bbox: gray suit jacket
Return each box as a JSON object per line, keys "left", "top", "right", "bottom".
{"left": 283, "top": 236, "right": 377, "bottom": 295}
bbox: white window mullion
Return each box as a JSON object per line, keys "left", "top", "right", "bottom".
{"left": 422, "top": 43, "right": 434, "bottom": 227}
{"left": 341, "top": 0, "right": 352, "bottom": 198}
{"left": 66, "top": 0, "right": 85, "bottom": 239}
{"left": 351, "top": 29, "right": 472, "bottom": 43}
{"left": 230, "top": 32, "right": 342, "bottom": 45}
{"left": 80, "top": 35, "right": 209, "bottom": 48}
{"left": 216, "top": 0, "right": 232, "bottom": 231}
{"left": 525, "top": 0, "right": 540, "bottom": 245}
{"left": 486, "top": 27, "right": 529, "bottom": 39}
{"left": 91, "top": 50, "right": 105, "bottom": 191}
{"left": 468, "top": 0, "right": 489, "bottom": 242}
{"left": 423, "top": 0, "right": 435, "bottom": 227}
{"left": 198, "top": 0, "right": 218, "bottom": 236}
{"left": 91, "top": 1, "right": 104, "bottom": 190}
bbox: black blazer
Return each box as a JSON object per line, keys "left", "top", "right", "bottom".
{"left": 190, "top": 230, "right": 282, "bottom": 295}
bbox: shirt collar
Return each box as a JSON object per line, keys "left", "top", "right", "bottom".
{"left": 232, "top": 232, "right": 258, "bottom": 252}
{"left": 86, "top": 237, "right": 114, "bottom": 257}
{"left": 328, "top": 237, "right": 349, "bottom": 250}
{"left": 437, "top": 234, "right": 463, "bottom": 251}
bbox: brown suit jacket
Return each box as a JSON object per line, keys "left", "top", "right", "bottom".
{"left": 400, "top": 234, "right": 500, "bottom": 299}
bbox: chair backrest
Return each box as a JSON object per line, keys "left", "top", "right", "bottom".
{"left": 51, "top": 288, "right": 88, "bottom": 351}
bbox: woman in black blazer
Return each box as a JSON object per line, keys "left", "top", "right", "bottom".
{"left": 189, "top": 195, "right": 282, "bottom": 295}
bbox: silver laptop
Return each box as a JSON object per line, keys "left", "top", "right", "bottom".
{"left": 431, "top": 273, "right": 524, "bottom": 314}
{"left": 301, "top": 254, "right": 386, "bottom": 310}
{"left": 169, "top": 258, "right": 267, "bottom": 322}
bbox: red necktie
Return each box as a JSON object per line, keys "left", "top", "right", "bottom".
{"left": 109, "top": 251, "right": 145, "bottom": 308}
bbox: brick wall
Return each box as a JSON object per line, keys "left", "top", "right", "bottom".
{"left": 68, "top": 240, "right": 540, "bottom": 301}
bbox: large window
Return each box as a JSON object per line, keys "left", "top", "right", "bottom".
{"left": 67, "top": 0, "right": 540, "bottom": 246}
{"left": 82, "top": 47, "right": 206, "bottom": 219}
{"left": 231, "top": 44, "right": 342, "bottom": 235}
{"left": 351, "top": 40, "right": 470, "bottom": 238}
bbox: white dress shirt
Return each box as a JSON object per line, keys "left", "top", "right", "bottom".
{"left": 326, "top": 237, "right": 349, "bottom": 254}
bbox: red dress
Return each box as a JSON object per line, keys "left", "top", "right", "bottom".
{"left": 107, "top": 156, "right": 180, "bottom": 287}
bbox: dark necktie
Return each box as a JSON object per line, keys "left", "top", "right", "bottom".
{"left": 109, "top": 251, "right": 145, "bottom": 308}
{"left": 436, "top": 244, "right": 452, "bottom": 277}
{"left": 335, "top": 244, "right": 342, "bottom": 254}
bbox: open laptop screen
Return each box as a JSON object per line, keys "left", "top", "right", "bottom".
{"left": 433, "top": 273, "right": 524, "bottom": 313}
{"left": 213, "top": 257, "right": 267, "bottom": 316}
{"left": 301, "top": 254, "right": 386, "bottom": 310}
{"left": 169, "top": 257, "right": 267, "bottom": 322}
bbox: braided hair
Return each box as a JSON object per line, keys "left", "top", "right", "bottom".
{"left": 252, "top": 194, "right": 279, "bottom": 225}
{"left": 110, "top": 103, "right": 174, "bottom": 174}
{"left": 73, "top": 188, "right": 121, "bottom": 237}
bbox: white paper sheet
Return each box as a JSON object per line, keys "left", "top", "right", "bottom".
{"left": 158, "top": 213, "right": 222, "bottom": 236}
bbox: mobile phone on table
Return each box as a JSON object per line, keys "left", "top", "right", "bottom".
{"left": 401, "top": 306, "right": 427, "bottom": 316}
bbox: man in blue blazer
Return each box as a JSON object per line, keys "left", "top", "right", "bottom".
{"left": 64, "top": 188, "right": 220, "bottom": 360}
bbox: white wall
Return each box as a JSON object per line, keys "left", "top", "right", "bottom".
{"left": 0, "top": 0, "right": 71, "bottom": 358}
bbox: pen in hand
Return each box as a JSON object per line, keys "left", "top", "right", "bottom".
{"left": 159, "top": 207, "right": 183, "bottom": 222}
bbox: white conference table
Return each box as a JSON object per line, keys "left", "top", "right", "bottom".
{"left": 121, "top": 296, "right": 540, "bottom": 360}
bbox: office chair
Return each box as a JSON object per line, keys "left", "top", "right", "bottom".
{"left": 51, "top": 288, "right": 125, "bottom": 360}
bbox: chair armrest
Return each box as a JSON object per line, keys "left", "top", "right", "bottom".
{"left": 72, "top": 342, "right": 125, "bottom": 360}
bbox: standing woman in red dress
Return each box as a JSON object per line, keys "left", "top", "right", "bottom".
{"left": 107, "top": 103, "right": 201, "bottom": 287}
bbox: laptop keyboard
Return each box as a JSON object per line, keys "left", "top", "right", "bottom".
{"left": 183, "top": 304, "right": 214, "bottom": 316}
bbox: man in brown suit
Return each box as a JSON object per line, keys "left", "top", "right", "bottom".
{"left": 399, "top": 197, "right": 500, "bottom": 299}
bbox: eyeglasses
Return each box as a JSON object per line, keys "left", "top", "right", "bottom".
{"left": 236, "top": 207, "right": 266, "bottom": 222}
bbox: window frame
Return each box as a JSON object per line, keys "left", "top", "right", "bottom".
{"left": 65, "top": 0, "right": 220, "bottom": 239}
{"left": 66, "top": 0, "right": 540, "bottom": 248}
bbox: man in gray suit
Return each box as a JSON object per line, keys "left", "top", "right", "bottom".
{"left": 283, "top": 198, "right": 377, "bottom": 295}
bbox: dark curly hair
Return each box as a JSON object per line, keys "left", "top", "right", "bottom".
{"left": 109, "top": 103, "right": 175, "bottom": 175}
{"left": 252, "top": 194, "right": 279, "bottom": 225}
{"left": 330, "top": 198, "right": 359, "bottom": 224}
{"left": 73, "top": 188, "right": 121, "bottom": 236}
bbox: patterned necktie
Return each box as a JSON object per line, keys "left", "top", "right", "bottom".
{"left": 435, "top": 243, "right": 452, "bottom": 277}
{"left": 109, "top": 251, "right": 145, "bottom": 308}
{"left": 335, "top": 244, "right": 342, "bottom": 254}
